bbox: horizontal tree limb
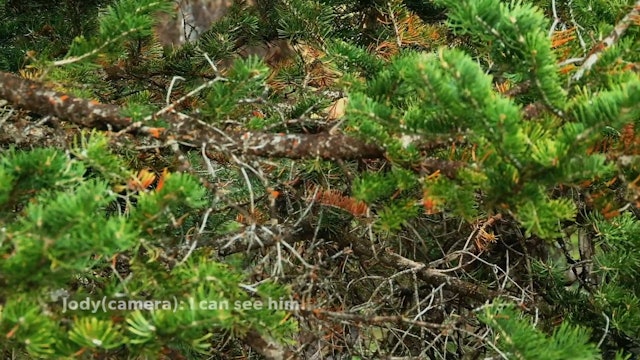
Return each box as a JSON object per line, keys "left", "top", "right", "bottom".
{"left": 0, "top": 71, "right": 462, "bottom": 176}
{"left": 0, "top": 71, "right": 133, "bottom": 130}
{"left": 298, "top": 307, "right": 457, "bottom": 330}
{"left": 0, "top": 71, "right": 381, "bottom": 158}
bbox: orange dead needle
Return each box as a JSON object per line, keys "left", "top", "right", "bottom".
{"left": 268, "top": 188, "right": 280, "bottom": 208}
{"left": 147, "top": 127, "right": 165, "bottom": 139}
{"left": 155, "top": 168, "right": 169, "bottom": 192}
{"left": 269, "top": 189, "right": 281, "bottom": 199}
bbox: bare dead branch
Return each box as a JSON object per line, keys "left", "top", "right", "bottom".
{"left": 298, "top": 308, "right": 457, "bottom": 330}
{"left": 0, "top": 71, "right": 133, "bottom": 130}
{"left": 0, "top": 71, "right": 464, "bottom": 177}
{"left": 0, "top": 71, "right": 377, "bottom": 158}
{"left": 206, "top": 223, "right": 311, "bottom": 257}
{"left": 334, "top": 231, "right": 505, "bottom": 303}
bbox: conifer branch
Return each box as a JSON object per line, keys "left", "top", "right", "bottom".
{"left": 0, "top": 71, "right": 461, "bottom": 176}
{"left": 52, "top": 27, "right": 146, "bottom": 66}
{"left": 0, "top": 71, "right": 381, "bottom": 159}
{"left": 572, "top": 0, "right": 640, "bottom": 81}
{"left": 52, "top": 1, "right": 168, "bottom": 66}
{"left": 0, "top": 71, "right": 133, "bottom": 130}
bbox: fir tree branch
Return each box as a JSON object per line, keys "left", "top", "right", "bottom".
{"left": 0, "top": 71, "right": 463, "bottom": 176}
{"left": 52, "top": 27, "right": 146, "bottom": 66}
{"left": 0, "top": 71, "right": 381, "bottom": 160}
{"left": 572, "top": 0, "right": 640, "bottom": 81}
{"left": 0, "top": 71, "right": 133, "bottom": 130}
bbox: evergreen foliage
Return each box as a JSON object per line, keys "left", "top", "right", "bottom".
{"left": 1, "top": 0, "right": 640, "bottom": 358}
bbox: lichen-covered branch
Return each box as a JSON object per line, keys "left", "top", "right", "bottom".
{"left": 0, "top": 71, "right": 462, "bottom": 177}
{"left": 0, "top": 71, "right": 378, "bottom": 159}
{"left": 572, "top": 0, "right": 640, "bottom": 81}
{"left": 0, "top": 71, "right": 133, "bottom": 130}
